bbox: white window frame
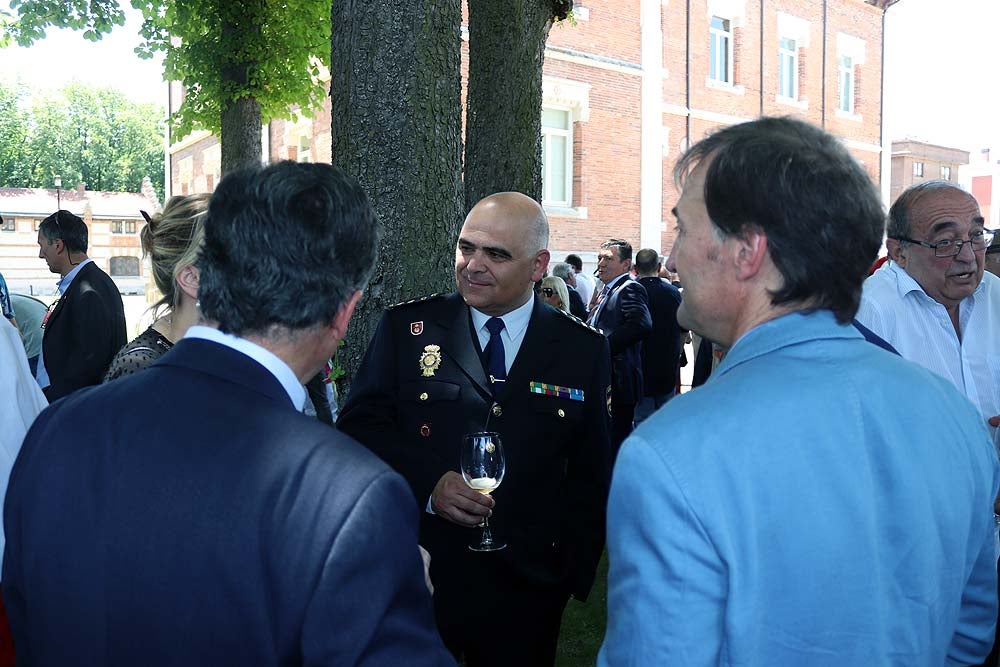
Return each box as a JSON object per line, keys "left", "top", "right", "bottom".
{"left": 941, "top": 165, "right": 951, "bottom": 181}
{"left": 778, "top": 37, "right": 798, "bottom": 100}
{"left": 709, "top": 16, "right": 733, "bottom": 84}
{"left": 203, "top": 144, "right": 221, "bottom": 191}
{"left": 178, "top": 156, "right": 194, "bottom": 195}
{"left": 838, "top": 54, "right": 854, "bottom": 113}
{"left": 541, "top": 106, "right": 573, "bottom": 208}
{"left": 913, "top": 161, "right": 924, "bottom": 177}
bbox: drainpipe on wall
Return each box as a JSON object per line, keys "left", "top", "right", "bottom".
{"left": 640, "top": 0, "right": 664, "bottom": 252}
{"left": 821, "top": 0, "right": 828, "bottom": 128}
{"left": 878, "top": 2, "right": 900, "bottom": 207}
{"left": 685, "top": 0, "right": 691, "bottom": 151}
{"left": 759, "top": 0, "right": 765, "bottom": 117}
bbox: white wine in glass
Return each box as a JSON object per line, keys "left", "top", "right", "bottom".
{"left": 461, "top": 432, "right": 506, "bottom": 552}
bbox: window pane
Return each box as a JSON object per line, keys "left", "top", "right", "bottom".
{"left": 109, "top": 256, "right": 140, "bottom": 277}
{"left": 542, "top": 109, "right": 569, "bottom": 130}
{"left": 545, "top": 135, "right": 568, "bottom": 203}
{"left": 780, "top": 37, "right": 795, "bottom": 51}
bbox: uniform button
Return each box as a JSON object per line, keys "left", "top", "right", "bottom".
{"left": 492, "top": 405, "right": 503, "bottom": 417}
{"left": 557, "top": 409, "right": 565, "bottom": 418}
{"left": 419, "top": 392, "right": 429, "bottom": 401}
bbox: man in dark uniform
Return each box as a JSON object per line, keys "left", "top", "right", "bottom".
{"left": 339, "top": 192, "right": 612, "bottom": 667}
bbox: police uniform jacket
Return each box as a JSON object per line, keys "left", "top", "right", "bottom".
{"left": 338, "top": 292, "right": 612, "bottom": 601}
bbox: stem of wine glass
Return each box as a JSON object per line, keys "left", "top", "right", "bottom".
{"left": 481, "top": 515, "right": 494, "bottom": 547}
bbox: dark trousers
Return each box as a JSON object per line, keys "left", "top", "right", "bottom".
{"left": 432, "top": 551, "right": 569, "bottom": 667}
{"left": 610, "top": 402, "right": 635, "bottom": 459}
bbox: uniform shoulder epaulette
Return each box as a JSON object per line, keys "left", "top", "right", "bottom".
{"left": 555, "top": 307, "right": 604, "bottom": 336}
{"left": 387, "top": 292, "right": 446, "bottom": 310}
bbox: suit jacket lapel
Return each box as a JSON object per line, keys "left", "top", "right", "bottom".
{"left": 43, "top": 263, "right": 88, "bottom": 338}
{"left": 497, "top": 297, "right": 556, "bottom": 402}
{"left": 439, "top": 296, "right": 492, "bottom": 401}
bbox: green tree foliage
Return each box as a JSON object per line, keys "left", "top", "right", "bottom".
{"left": 4, "top": 0, "right": 331, "bottom": 171}
{"left": 0, "top": 81, "right": 164, "bottom": 197}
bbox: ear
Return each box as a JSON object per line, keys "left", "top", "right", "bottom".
{"left": 531, "top": 249, "right": 551, "bottom": 282}
{"left": 329, "top": 290, "right": 363, "bottom": 341}
{"left": 176, "top": 265, "right": 200, "bottom": 301}
{"left": 886, "top": 238, "right": 906, "bottom": 267}
{"left": 732, "top": 228, "right": 769, "bottom": 281}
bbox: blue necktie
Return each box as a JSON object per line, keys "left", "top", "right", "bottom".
{"left": 484, "top": 317, "right": 506, "bottom": 392}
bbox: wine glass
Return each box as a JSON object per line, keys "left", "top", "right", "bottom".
{"left": 460, "top": 431, "right": 506, "bottom": 552}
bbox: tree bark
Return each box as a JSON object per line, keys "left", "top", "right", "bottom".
{"left": 330, "top": 0, "right": 464, "bottom": 388}
{"left": 220, "top": 9, "right": 263, "bottom": 173}
{"left": 463, "top": 0, "right": 570, "bottom": 211}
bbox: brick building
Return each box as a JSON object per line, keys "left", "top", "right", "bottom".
{"left": 961, "top": 148, "right": 1000, "bottom": 230}
{"left": 168, "top": 0, "right": 894, "bottom": 272}
{"left": 890, "top": 139, "right": 969, "bottom": 204}
{"left": 0, "top": 186, "right": 155, "bottom": 296}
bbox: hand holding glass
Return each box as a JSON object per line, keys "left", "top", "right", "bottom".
{"left": 461, "top": 432, "right": 506, "bottom": 552}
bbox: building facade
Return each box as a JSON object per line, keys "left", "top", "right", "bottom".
{"left": 890, "top": 139, "right": 969, "bottom": 204}
{"left": 961, "top": 148, "right": 1000, "bottom": 230}
{"left": 168, "top": 0, "right": 893, "bottom": 271}
{"left": 0, "top": 186, "right": 155, "bottom": 296}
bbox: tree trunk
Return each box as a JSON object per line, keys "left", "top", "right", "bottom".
{"left": 220, "top": 97, "right": 262, "bottom": 173}
{"left": 464, "top": 0, "right": 570, "bottom": 211}
{"left": 330, "top": 0, "right": 464, "bottom": 388}
{"left": 220, "top": 10, "right": 263, "bottom": 173}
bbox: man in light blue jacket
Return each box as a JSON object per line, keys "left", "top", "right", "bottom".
{"left": 600, "top": 117, "right": 999, "bottom": 667}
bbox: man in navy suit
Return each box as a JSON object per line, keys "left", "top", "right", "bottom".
{"left": 588, "top": 238, "right": 652, "bottom": 454}
{"left": 34, "top": 210, "right": 126, "bottom": 401}
{"left": 3, "top": 162, "right": 453, "bottom": 666}
{"left": 633, "top": 248, "right": 683, "bottom": 423}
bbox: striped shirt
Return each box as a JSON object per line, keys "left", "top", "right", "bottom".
{"left": 857, "top": 261, "right": 1000, "bottom": 450}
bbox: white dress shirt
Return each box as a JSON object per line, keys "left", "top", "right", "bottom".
{"left": 857, "top": 261, "right": 1000, "bottom": 448}
{"left": 184, "top": 325, "right": 306, "bottom": 410}
{"left": 1, "top": 321, "right": 47, "bottom": 556}
{"left": 575, "top": 271, "right": 596, "bottom": 308}
{"left": 469, "top": 296, "right": 534, "bottom": 374}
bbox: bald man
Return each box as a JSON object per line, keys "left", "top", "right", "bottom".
{"left": 339, "top": 192, "right": 612, "bottom": 667}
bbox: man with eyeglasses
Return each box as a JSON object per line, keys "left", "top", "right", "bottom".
{"left": 34, "top": 210, "right": 126, "bottom": 401}
{"left": 857, "top": 181, "right": 1000, "bottom": 442}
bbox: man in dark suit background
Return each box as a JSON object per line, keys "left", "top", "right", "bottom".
{"left": 587, "top": 238, "right": 652, "bottom": 454}
{"left": 34, "top": 210, "right": 126, "bottom": 401}
{"left": 551, "top": 261, "right": 588, "bottom": 319}
{"left": 4, "top": 162, "right": 452, "bottom": 666}
{"left": 633, "top": 248, "right": 683, "bottom": 423}
{"left": 339, "top": 192, "right": 612, "bottom": 667}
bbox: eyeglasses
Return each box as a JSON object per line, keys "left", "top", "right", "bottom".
{"left": 891, "top": 229, "right": 995, "bottom": 258}
{"left": 541, "top": 287, "right": 555, "bottom": 297}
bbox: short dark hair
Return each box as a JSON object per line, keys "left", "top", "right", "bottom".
{"left": 39, "top": 210, "right": 88, "bottom": 253}
{"left": 675, "top": 116, "right": 883, "bottom": 323}
{"left": 600, "top": 238, "right": 633, "bottom": 263}
{"left": 634, "top": 248, "right": 660, "bottom": 274}
{"left": 887, "top": 180, "right": 974, "bottom": 240}
{"left": 564, "top": 254, "right": 583, "bottom": 271}
{"left": 198, "top": 161, "right": 382, "bottom": 337}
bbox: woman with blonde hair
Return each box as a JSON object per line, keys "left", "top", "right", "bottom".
{"left": 104, "top": 194, "right": 209, "bottom": 381}
{"left": 539, "top": 275, "right": 571, "bottom": 313}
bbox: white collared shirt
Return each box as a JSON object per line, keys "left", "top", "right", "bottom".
{"left": 35, "top": 258, "right": 94, "bottom": 389}
{"left": 183, "top": 325, "right": 307, "bottom": 410}
{"left": 469, "top": 296, "right": 534, "bottom": 374}
{"left": 857, "top": 261, "right": 1000, "bottom": 447}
